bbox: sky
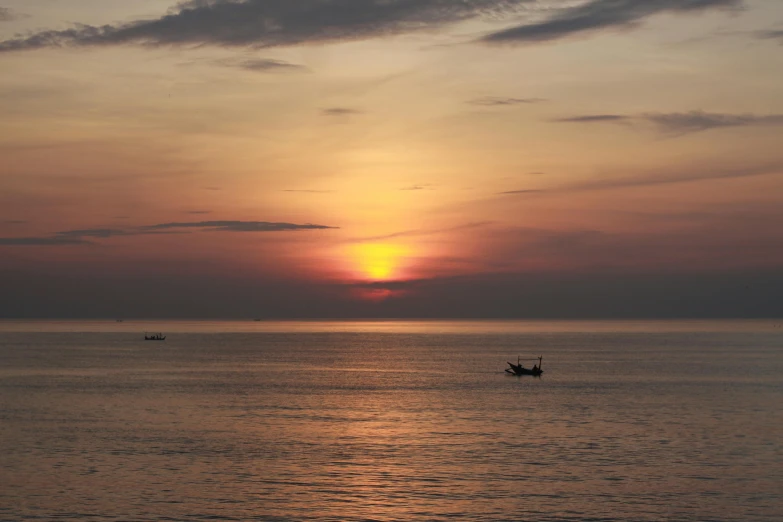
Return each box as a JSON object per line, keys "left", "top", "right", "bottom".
{"left": 1, "top": 0, "right": 782, "bottom": 318}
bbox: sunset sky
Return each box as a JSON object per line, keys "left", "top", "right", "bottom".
{"left": 1, "top": 0, "right": 782, "bottom": 318}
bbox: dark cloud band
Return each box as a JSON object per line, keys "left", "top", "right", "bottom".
{"left": 0, "top": 220, "right": 338, "bottom": 246}
{"left": 0, "top": 0, "right": 742, "bottom": 53}
{"left": 0, "top": 0, "right": 523, "bottom": 53}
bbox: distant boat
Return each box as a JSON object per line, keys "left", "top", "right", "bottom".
{"left": 505, "top": 356, "right": 543, "bottom": 376}
{"left": 116, "top": 319, "right": 124, "bottom": 322}
{"left": 145, "top": 332, "right": 166, "bottom": 341}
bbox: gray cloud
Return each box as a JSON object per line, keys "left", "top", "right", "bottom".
{"left": 322, "top": 107, "right": 362, "bottom": 116}
{"left": 0, "top": 220, "right": 338, "bottom": 246}
{"left": 497, "top": 189, "right": 544, "bottom": 195}
{"left": 56, "top": 228, "right": 129, "bottom": 238}
{"left": 217, "top": 57, "right": 308, "bottom": 72}
{"left": 645, "top": 111, "right": 783, "bottom": 134}
{"left": 468, "top": 96, "right": 547, "bottom": 106}
{"left": 553, "top": 114, "right": 630, "bottom": 123}
{"left": 757, "top": 29, "right": 783, "bottom": 43}
{"left": 0, "top": 236, "right": 90, "bottom": 246}
{"left": 481, "top": 0, "right": 741, "bottom": 44}
{"left": 0, "top": 7, "right": 23, "bottom": 22}
{"left": 3, "top": 219, "right": 27, "bottom": 224}
{"left": 0, "top": 0, "right": 524, "bottom": 53}
{"left": 1, "top": 228, "right": 132, "bottom": 247}
{"left": 142, "top": 220, "right": 338, "bottom": 232}
{"left": 400, "top": 184, "right": 434, "bottom": 191}
{"left": 553, "top": 111, "right": 783, "bottom": 135}
{"left": 186, "top": 210, "right": 212, "bottom": 215}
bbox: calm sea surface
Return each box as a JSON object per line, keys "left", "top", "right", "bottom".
{"left": 1, "top": 320, "right": 781, "bottom": 521}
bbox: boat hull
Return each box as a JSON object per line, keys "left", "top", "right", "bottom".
{"left": 505, "top": 362, "right": 542, "bottom": 376}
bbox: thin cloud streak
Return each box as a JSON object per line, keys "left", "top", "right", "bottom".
{"left": 56, "top": 228, "right": 129, "bottom": 238}
{"left": 282, "top": 189, "right": 334, "bottom": 193}
{"left": 552, "top": 110, "right": 783, "bottom": 135}
{"left": 645, "top": 111, "right": 783, "bottom": 134}
{"left": 355, "top": 221, "right": 493, "bottom": 242}
{"left": 321, "top": 107, "right": 362, "bottom": 116}
{"left": 141, "top": 220, "right": 338, "bottom": 232}
{"left": 468, "top": 96, "right": 547, "bottom": 106}
{"left": 0, "top": 221, "right": 339, "bottom": 246}
{"left": 499, "top": 163, "right": 783, "bottom": 196}
{"left": 757, "top": 29, "right": 783, "bottom": 43}
{"left": 554, "top": 114, "right": 630, "bottom": 123}
{"left": 217, "top": 57, "right": 309, "bottom": 73}
{"left": 0, "top": 236, "right": 90, "bottom": 246}
{"left": 498, "top": 189, "right": 544, "bottom": 195}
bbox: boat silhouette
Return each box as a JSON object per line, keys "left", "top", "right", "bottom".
{"left": 505, "top": 355, "right": 543, "bottom": 376}
{"left": 144, "top": 332, "right": 166, "bottom": 341}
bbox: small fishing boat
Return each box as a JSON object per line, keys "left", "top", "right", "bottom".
{"left": 144, "top": 332, "right": 166, "bottom": 341}
{"left": 505, "top": 356, "right": 543, "bottom": 376}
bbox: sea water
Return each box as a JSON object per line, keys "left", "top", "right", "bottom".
{"left": 1, "top": 320, "right": 781, "bottom": 521}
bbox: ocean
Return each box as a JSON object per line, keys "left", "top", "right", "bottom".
{"left": 1, "top": 320, "right": 781, "bottom": 521}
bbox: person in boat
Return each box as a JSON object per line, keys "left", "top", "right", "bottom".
{"left": 532, "top": 364, "right": 538, "bottom": 373}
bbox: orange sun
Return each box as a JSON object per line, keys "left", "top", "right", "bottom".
{"left": 349, "top": 243, "right": 411, "bottom": 281}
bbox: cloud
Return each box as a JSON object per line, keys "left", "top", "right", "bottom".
{"left": 497, "top": 189, "right": 544, "bottom": 195}
{"left": 757, "top": 29, "right": 783, "bottom": 43}
{"left": 552, "top": 111, "right": 783, "bottom": 135}
{"left": 282, "top": 189, "right": 334, "bottom": 193}
{"left": 216, "top": 57, "right": 308, "bottom": 73}
{"left": 645, "top": 111, "right": 783, "bottom": 135}
{"left": 0, "top": 220, "right": 338, "bottom": 246}
{"left": 553, "top": 114, "right": 630, "bottom": 123}
{"left": 186, "top": 210, "right": 212, "bottom": 215}
{"left": 467, "top": 96, "right": 547, "bottom": 106}
{"left": 481, "top": 0, "right": 742, "bottom": 44}
{"left": 356, "top": 221, "right": 493, "bottom": 242}
{"left": 499, "top": 163, "right": 782, "bottom": 196}
{"left": 0, "top": 228, "right": 131, "bottom": 246}
{"left": 3, "top": 219, "right": 27, "bottom": 225}
{"left": 142, "top": 220, "right": 338, "bottom": 232}
{"left": 56, "top": 228, "right": 129, "bottom": 238}
{"left": 0, "top": 0, "right": 525, "bottom": 53}
{"left": 0, "top": 236, "right": 90, "bottom": 246}
{"left": 400, "top": 184, "right": 434, "bottom": 191}
{"left": 321, "top": 107, "right": 362, "bottom": 116}
{"left": 0, "top": 7, "right": 23, "bottom": 22}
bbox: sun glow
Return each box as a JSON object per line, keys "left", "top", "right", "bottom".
{"left": 350, "top": 243, "right": 410, "bottom": 281}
